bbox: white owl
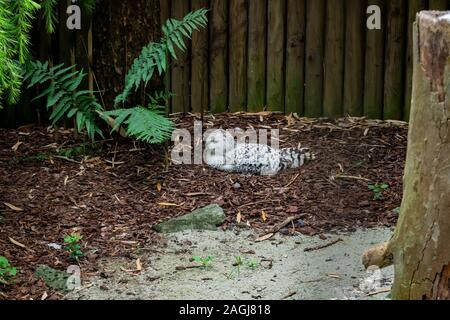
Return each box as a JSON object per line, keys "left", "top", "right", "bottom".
{"left": 204, "top": 129, "right": 315, "bottom": 175}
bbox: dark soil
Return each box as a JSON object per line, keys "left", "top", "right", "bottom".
{"left": 0, "top": 113, "right": 407, "bottom": 299}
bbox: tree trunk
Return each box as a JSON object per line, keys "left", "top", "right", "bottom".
{"left": 389, "top": 11, "right": 450, "bottom": 300}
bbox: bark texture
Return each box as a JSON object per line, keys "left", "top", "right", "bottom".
{"left": 390, "top": 11, "right": 450, "bottom": 300}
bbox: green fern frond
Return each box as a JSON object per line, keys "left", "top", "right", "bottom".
{"left": 103, "top": 106, "right": 174, "bottom": 144}
{"left": 24, "top": 60, "right": 104, "bottom": 141}
{"left": 115, "top": 8, "right": 208, "bottom": 105}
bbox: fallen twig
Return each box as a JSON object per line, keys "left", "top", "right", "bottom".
{"left": 255, "top": 214, "right": 307, "bottom": 242}
{"left": 304, "top": 238, "right": 343, "bottom": 252}
{"left": 266, "top": 214, "right": 307, "bottom": 234}
{"left": 53, "top": 156, "right": 82, "bottom": 164}
{"left": 366, "top": 288, "right": 391, "bottom": 297}
{"left": 284, "top": 173, "right": 301, "bottom": 188}
{"left": 332, "top": 175, "right": 371, "bottom": 182}
{"left": 282, "top": 291, "right": 297, "bottom": 299}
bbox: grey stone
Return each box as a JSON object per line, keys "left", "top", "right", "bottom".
{"left": 35, "top": 265, "right": 71, "bottom": 293}
{"left": 153, "top": 204, "right": 226, "bottom": 233}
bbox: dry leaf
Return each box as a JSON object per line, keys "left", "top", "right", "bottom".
{"left": 364, "top": 128, "right": 370, "bottom": 136}
{"left": 158, "top": 202, "right": 184, "bottom": 207}
{"left": 11, "top": 141, "right": 23, "bottom": 152}
{"left": 261, "top": 210, "right": 267, "bottom": 222}
{"left": 136, "top": 258, "right": 142, "bottom": 272}
{"left": 9, "top": 237, "right": 32, "bottom": 252}
{"left": 114, "top": 194, "right": 124, "bottom": 205}
{"left": 255, "top": 233, "right": 274, "bottom": 242}
{"left": 156, "top": 182, "right": 162, "bottom": 192}
{"left": 41, "top": 292, "right": 48, "bottom": 300}
{"left": 3, "top": 202, "right": 23, "bottom": 211}
{"left": 236, "top": 211, "right": 242, "bottom": 223}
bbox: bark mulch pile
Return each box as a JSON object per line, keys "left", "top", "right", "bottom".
{"left": 0, "top": 113, "right": 407, "bottom": 299}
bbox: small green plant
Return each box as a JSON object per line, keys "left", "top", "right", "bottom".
{"left": 368, "top": 183, "right": 390, "bottom": 200}
{"left": 192, "top": 256, "right": 213, "bottom": 268}
{"left": 234, "top": 256, "right": 243, "bottom": 274}
{"left": 246, "top": 260, "right": 260, "bottom": 270}
{"left": 64, "top": 233, "right": 84, "bottom": 261}
{"left": 0, "top": 256, "right": 18, "bottom": 285}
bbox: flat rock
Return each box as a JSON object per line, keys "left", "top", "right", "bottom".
{"left": 35, "top": 265, "right": 71, "bottom": 293}
{"left": 153, "top": 204, "right": 226, "bottom": 233}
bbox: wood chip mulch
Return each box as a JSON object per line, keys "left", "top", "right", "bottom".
{"left": 0, "top": 113, "right": 407, "bottom": 300}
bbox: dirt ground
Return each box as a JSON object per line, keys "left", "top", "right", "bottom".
{"left": 67, "top": 228, "right": 395, "bottom": 300}
{"left": 0, "top": 114, "right": 407, "bottom": 300}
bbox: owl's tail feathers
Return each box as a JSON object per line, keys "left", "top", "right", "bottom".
{"left": 280, "top": 145, "right": 316, "bottom": 169}
{"left": 295, "top": 146, "right": 316, "bottom": 166}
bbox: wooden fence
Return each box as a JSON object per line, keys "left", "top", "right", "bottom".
{"left": 162, "top": 0, "right": 449, "bottom": 120}
{"left": 1, "top": 0, "right": 449, "bottom": 128}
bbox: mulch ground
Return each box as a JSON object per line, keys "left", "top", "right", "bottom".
{"left": 0, "top": 113, "right": 408, "bottom": 300}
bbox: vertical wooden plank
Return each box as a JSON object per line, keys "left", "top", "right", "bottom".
{"left": 37, "top": 16, "right": 52, "bottom": 125}
{"left": 404, "top": 0, "right": 426, "bottom": 121}
{"left": 247, "top": 0, "right": 267, "bottom": 112}
{"left": 191, "top": 0, "right": 209, "bottom": 114}
{"left": 160, "top": 0, "right": 171, "bottom": 111}
{"left": 75, "top": 9, "right": 92, "bottom": 90}
{"left": 429, "top": 0, "right": 447, "bottom": 10}
{"left": 364, "top": 0, "right": 385, "bottom": 119}
{"left": 285, "top": 0, "right": 306, "bottom": 115}
{"left": 304, "top": 0, "right": 325, "bottom": 118}
{"left": 323, "top": 0, "right": 345, "bottom": 118}
{"left": 384, "top": 0, "right": 406, "bottom": 120}
{"left": 171, "top": 0, "right": 190, "bottom": 113}
{"left": 229, "top": 0, "right": 248, "bottom": 112}
{"left": 343, "top": 0, "right": 365, "bottom": 117}
{"left": 266, "top": 0, "right": 286, "bottom": 112}
{"left": 209, "top": 0, "right": 228, "bottom": 113}
{"left": 59, "top": 1, "right": 72, "bottom": 66}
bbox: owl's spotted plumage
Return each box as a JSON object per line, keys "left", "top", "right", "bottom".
{"left": 204, "top": 129, "right": 315, "bottom": 175}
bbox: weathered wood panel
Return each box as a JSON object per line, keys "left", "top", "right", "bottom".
{"left": 160, "top": 0, "right": 171, "bottom": 112}
{"left": 209, "top": 0, "right": 228, "bottom": 113}
{"left": 171, "top": 0, "right": 190, "bottom": 113}
{"left": 364, "top": 0, "right": 386, "bottom": 119}
{"left": 384, "top": 0, "right": 406, "bottom": 120}
{"left": 343, "top": 0, "right": 365, "bottom": 117}
{"left": 323, "top": 0, "right": 344, "bottom": 118}
{"left": 285, "top": 0, "right": 306, "bottom": 115}
{"left": 404, "top": 0, "right": 427, "bottom": 121}
{"left": 228, "top": 0, "right": 248, "bottom": 112}
{"left": 247, "top": 0, "right": 267, "bottom": 112}
{"left": 304, "top": 0, "right": 325, "bottom": 117}
{"left": 190, "top": 0, "right": 209, "bottom": 113}
{"left": 266, "top": 0, "right": 286, "bottom": 112}
{"left": 428, "top": 0, "right": 447, "bottom": 10}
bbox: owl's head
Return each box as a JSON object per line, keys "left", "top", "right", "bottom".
{"left": 204, "top": 128, "right": 235, "bottom": 155}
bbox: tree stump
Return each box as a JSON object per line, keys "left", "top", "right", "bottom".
{"left": 388, "top": 11, "right": 450, "bottom": 300}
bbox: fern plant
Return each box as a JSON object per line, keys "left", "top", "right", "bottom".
{"left": 115, "top": 8, "right": 208, "bottom": 105}
{"left": 0, "top": 0, "right": 40, "bottom": 107}
{"left": 102, "top": 105, "right": 174, "bottom": 144}
{"left": 105, "top": 8, "right": 208, "bottom": 144}
{"left": 23, "top": 60, "right": 104, "bottom": 140}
